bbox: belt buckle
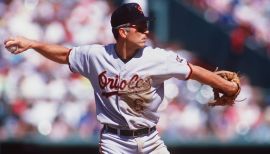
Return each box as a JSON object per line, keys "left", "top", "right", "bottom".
{"left": 134, "top": 129, "right": 145, "bottom": 137}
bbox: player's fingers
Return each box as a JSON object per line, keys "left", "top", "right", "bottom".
{"left": 4, "top": 37, "right": 15, "bottom": 45}
{"left": 12, "top": 49, "right": 21, "bottom": 54}
{"left": 5, "top": 40, "right": 18, "bottom": 48}
{"left": 3, "top": 39, "right": 9, "bottom": 45}
{"left": 13, "top": 47, "right": 28, "bottom": 54}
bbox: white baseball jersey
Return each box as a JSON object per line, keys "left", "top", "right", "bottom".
{"left": 68, "top": 44, "right": 191, "bottom": 130}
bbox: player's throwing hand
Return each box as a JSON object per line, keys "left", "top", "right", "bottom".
{"left": 4, "top": 36, "right": 32, "bottom": 54}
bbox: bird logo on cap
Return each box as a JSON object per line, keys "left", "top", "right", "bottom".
{"left": 135, "top": 4, "right": 143, "bottom": 14}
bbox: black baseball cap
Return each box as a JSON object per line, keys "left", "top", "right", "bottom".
{"left": 111, "top": 3, "right": 151, "bottom": 28}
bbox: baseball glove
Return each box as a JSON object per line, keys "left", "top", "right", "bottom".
{"left": 208, "top": 70, "right": 241, "bottom": 107}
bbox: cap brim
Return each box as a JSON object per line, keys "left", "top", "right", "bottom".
{"left": 133, "top": 16, "right": 153, "bottom": 24}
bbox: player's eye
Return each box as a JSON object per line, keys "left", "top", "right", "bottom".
{"left": 132, "top": 23, "right": 148, "bottom": 33}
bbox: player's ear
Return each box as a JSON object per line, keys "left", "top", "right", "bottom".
{"left": 119, "top": 28, "right": 128, "bottom": 39}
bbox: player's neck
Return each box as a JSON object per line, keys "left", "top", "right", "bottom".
{"left": 115, "top": 41, "right": 138, "bottom": 61}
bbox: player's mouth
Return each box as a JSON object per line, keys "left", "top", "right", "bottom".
{"left": 141, "top": 38, "right": 147, "bottom": 43}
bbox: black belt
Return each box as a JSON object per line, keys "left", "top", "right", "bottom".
{"left": 103, "top": 125, "right": 156, "bottom": 137}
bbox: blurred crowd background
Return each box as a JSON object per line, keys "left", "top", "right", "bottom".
{"left": 185, "top": 0, "right": 270, "bottom": 57}
{"left": 1, "top": 0, "right": 270, "bottom": 146}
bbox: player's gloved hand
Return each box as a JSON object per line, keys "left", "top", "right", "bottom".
{"left": 208, "top": 70, "right": 241, "bottom": 107}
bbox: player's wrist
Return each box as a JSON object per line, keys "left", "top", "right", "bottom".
{"left": 29, "top": 40, "right": 38, "bottom": 49}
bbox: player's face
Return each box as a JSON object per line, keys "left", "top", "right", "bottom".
{"left": 125, "top": 22, "right": 149, "bottom": 48}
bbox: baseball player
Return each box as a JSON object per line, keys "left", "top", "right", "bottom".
{"left": 4, "top": 3, "right": 239, "bottom": 154}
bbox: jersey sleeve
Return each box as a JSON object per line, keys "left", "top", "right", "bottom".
{"left": 68, "top": 45, "right": 93, "bottom": 76}
{"left": 164, "top": 51, "right": 192, "bottom": 80}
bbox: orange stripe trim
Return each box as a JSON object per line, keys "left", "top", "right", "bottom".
{"left": 67, "top": 48, "right": 74, "bottom": 73}
{"left": 185, "top": 62, "right": 192, "bottom": 80}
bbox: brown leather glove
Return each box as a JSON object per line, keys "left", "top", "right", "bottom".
{"left": 208, "top": 70, "right": 241, "bottom": 107}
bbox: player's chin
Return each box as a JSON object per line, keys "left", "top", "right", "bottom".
{"left": 137, "top": 41, "right": 146, "bottom": 48}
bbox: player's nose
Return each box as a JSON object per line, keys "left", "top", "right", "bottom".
{"left": 143, "top": 30, "right": 149, "bottom": 35}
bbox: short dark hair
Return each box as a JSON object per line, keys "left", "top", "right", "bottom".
{"left": 112, "top": 28, "right": 119, "bottom": 40}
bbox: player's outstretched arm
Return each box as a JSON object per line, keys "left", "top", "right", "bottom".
{"left": 4, "top": 36, "right": 71, "bottom": 64}
{"left": 188, "top": 63, "right": 238, "bottom": 96}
